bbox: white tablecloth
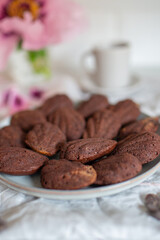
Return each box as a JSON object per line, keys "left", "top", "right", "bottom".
{"left": 1, "top": 76, "right": 160, "bottom": 240}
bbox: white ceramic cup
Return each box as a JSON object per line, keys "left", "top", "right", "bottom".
{"left": 82, "top": 42, "right": 131, "bottom": 88}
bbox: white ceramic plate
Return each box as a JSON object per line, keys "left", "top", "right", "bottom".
{"left": 0, "top": 116, "right": 160, "bottom": 200}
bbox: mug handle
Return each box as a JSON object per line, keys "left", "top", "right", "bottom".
{"left": 81, "top": 50, "right": 97, "bottom": 80}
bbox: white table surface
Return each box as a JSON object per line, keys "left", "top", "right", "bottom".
{"left": 1, "top": 76, "right": 160, "bottom": 240}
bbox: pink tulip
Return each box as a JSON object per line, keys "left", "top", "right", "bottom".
{"left": 0, "top": 0, "right": 86, "bottom": 70}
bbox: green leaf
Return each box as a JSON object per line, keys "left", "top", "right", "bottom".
{"left": 27, "top": 49, "right": 51, "bottom": 79}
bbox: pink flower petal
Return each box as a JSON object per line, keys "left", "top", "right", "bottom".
{"left": 43, "top": 0, "right": 87, "bottom": 44}
{"left": 30, "top": 88, "right": 45, "bottom": 100}
{"left": 22, "top": 13, "right": 47, "bottom": 50}
{"left": 1, "top": 88, "right": 29, "bottom": 114}
{"left": 1, "top": 88, "right": 10, "bottom": 106}
{"left": 0, "top": 13, "right": 47, "bottom": 50}
{"left": 0, "top": 33, "right": 17, "bottom": 71}
{"left": 0, "top": 0, "right": 9, "bottom": 19}
{"left": 10, "top": 95, "right": 28, "bottom": 114}
{"left": 0, "top": 0, "right": 87, "bottom": 57}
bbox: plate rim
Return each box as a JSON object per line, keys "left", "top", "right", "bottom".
{"left": 0, "top": 159, "right": 160, "bottom": 200}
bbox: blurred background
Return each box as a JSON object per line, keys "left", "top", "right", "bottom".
{"left": 0, "top": 0, "right": 160, "bottom": 116}
{"left": 52, "top": 0, "right": 160, "bottom": 75}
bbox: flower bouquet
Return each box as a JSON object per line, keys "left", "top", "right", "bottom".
{"left": 0, "top": 0, "right": 86, "bottom": 114}
{"left": 0, "top": 0, "right": 85, "bottom": 76}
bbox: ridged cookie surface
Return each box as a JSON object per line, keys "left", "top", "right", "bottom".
{"left": 119, "top": 117, "right": 159, "bottom": 139}
{"left": 110, "top": 99, "right": 140, "bottom": 125}
{"left": 0, "top": 126, "right": 25, "bottom": 148}
{"left": 83, "top": 109, "right": 121, "bottom": 139}
{"left": 40, "top": 94, "right": 73, "bottom": 116}
{"left": 48, "top": 107, "right": 85, "bottom": 141}
{"left": 113, "top": 132, "right": 160, "bottom": 164}
{"left": 25, "top": 122, "right": 66, "bottom": 156}
{"left": 77, "top": 94, "right": 109, "bottom": 118}
{"left": 11, "top": 110, "right": 46, "bottom": 132}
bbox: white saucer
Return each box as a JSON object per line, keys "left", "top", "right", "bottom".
{"left": 80, "top": 74, "right": 143, "bottom": 96}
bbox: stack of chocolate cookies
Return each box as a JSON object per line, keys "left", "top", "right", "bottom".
{"left": 0, "top": 94, "right": 159, "bottom": 190}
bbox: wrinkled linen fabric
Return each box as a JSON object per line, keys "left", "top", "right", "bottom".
{"left": 1, "top": 77, "right": 160, "bottom": 240}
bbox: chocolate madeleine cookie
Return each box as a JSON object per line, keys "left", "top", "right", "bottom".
{"left": 93, "top": 153, "right": 142, "bottom": 185}
{"left": 77, "top": 94, "right": 109, "bottom": 118}
{"left": 0, "top": 126, "right": 25, "bottom": 148}
{"left": 48, "top": 107, "right": 85, "bottom": 141}
{"left": 83, "top": 109, "right": 121, "bottom": 139}
{"left": 111, "top": 99, "right": 140, "bottom": 125}
{"left": 119, "top": 117, "right": 159, "bottom": 139}
{"left": 41, "top": 159, "right": 97, "bottom": 190}
{"left": 40, "top": 94, "right": 73, "bottom": 116}
{"left": 60, "top": 138, "right": 117, "bottom": 163}
{"left": 11, "top": 110, "right": 46, "bottom": 132}
{"left": 0, "top": 147, "right": 47, "bottom": 175}
{"left": 113, "top": 132, "right": 160, "bottom": 164}
{"left": 26, "top": 122, "right": 66, "bottom": 156}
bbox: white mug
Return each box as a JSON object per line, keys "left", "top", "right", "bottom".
{"left": 82, "top": 42, "right": 131, "bottom": 88}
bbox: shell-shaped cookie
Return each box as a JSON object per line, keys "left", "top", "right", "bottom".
{"left": 77, "top": 94, "right": 109, "bottom": 118}
{"left": 41, "top": 159, "right": 97, "bottom": 190}
{"left": 60, "top": 138, "right": 117, "bottom": 163}
{"left": 110, "top": 99, "right": 140, "bottom": 125}
{"left": 40, "top": 94, "right": 73, "bottom": 117}
{"left": 119, "top": 117, "right": 159, "bottom": 139}
{"left": 83, "top": 109, "right": 121, "bottom": 139}
{"left": 93, "top": 153, "right": 142, "bottom": 185}
{"left": 113, "top": 132, "right": 160, "bottom": 164}
{"left": 11, "top": 110, "right": 46, "bottom": 132}
{"left": 48, "top": 107, "right": 85, "bottom": 141}
{"left": 25, "top": 122, "right": 66, "bottom": 156}
{"left": 0, "top": 126, "right": 26, "bottom": 148}
{"left": 0, "top": 147, "right": 48, "bottom": 175}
